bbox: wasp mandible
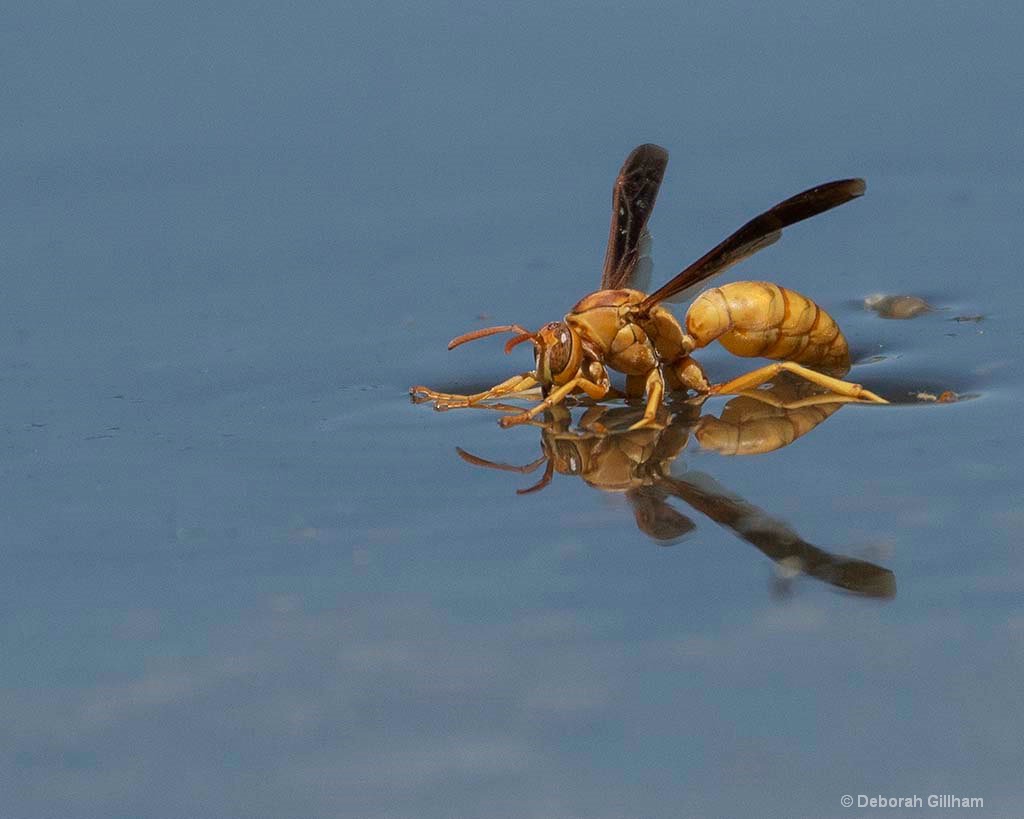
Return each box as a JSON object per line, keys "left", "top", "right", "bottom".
{"left": 411, "top": 144, "right": 887, "bottom": 429}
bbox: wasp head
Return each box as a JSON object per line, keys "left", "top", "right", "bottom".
{"left": 446, "top": 320, "right": 582, "bottom": 389}
{"left": 504, "top": 321, "right": 582, "bottom": 387}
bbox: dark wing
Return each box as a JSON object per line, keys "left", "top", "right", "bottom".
{"left": 637, "top": 178, "right": 866, "bottom": 313}
{"left": 601, "top": 144, "right": 669, "bottom": 290}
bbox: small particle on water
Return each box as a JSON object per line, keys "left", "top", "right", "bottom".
{"left": 915, "top": 390, "right": 959, "bottom": 403}
{"left": 863, "top": 293, "right": 933, "bottom": 319}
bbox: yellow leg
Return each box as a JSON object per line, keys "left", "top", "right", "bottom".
{"left": 498, "top": 376, "right": 609, "bottom": 428}
{"left": 709, "top": 362, "right": 887, "bottom": 403}
{"left": 628, "top": 367, "right": 666, "bottom": 430}
{"left": 410, "top": 373, "right": 538, "bottom": 410}
{"left": 665, "top": 355, "right": 711, "bottom": 393}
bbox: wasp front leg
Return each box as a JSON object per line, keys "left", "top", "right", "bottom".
{"left": 409, "top": 372, "right": 539, "bottom": 411}
{"left": 498, "top": 360, "right": 611, "bottom": 428}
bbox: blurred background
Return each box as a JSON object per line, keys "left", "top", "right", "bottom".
{"left": 3, "top": 2, "right": 1023, "bottom": 817}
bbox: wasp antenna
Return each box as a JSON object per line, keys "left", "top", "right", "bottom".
{"left": 456, "top": 447, "right": 547, "bottom": 474}
{"left": 517, "top": 459, "right": 556, "bottom": 494}
{"left": 447, "top": 324, "right": 533, "bottom": 351}
{"left": 503, "top": 333, "right": 538, "bottom": 355}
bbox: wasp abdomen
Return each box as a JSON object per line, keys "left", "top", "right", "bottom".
{"left": 685, "top": 281, "right": 850, "bottom": 372}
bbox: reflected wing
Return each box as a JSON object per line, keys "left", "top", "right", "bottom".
{"left": 601, "top": 144, "right": 669, "bottom": 290}
{"left": 638, "top": 178, "right": 866, "bottom": 313}
{"left": 627, "top": 487, "right": 695, "bottom": 543}
{"left": 663, "top": 470, "right": 895, "bottom": 598}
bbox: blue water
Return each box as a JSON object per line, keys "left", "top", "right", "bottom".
{"left": 4, "top": 3, "right": 1024, "bottom": 817}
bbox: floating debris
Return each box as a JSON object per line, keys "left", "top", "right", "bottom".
{"left": 864, "top": 293, "right": 933, "bottom": 319}
{"left": 951, "top": 314, "right": 985, "bottom": 323}
{"left": 915, "top": 390, "right": 960, "bottom": 403}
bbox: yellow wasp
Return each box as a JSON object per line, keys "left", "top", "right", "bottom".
{"left": 412, "top": 144, "right": 885, "bottom": 428}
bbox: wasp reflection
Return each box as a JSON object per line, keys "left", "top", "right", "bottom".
{"left": 457, "top": 378, "right": 895, "bottom": 599}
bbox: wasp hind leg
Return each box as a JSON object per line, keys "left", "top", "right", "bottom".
{"left": 410, "top": 373, "right": 539, "bottom": 411}
{"left": 709, "top": 362, "right": 887, "bottom": 404}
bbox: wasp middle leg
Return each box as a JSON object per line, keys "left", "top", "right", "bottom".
{"left": 621, "top": 367, "right": 667, "bottom": 430}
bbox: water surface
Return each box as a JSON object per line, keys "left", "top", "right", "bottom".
{"left": 4, "top": 2, "right": 1024, "bottom": 817}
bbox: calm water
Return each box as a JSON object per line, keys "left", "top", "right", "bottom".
{"left": 4, "top": 3, "right": 1024, "bottom": 818}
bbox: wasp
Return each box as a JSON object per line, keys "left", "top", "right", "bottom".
{"left": 411, "top": 144, "right": 886, "bottom": 428}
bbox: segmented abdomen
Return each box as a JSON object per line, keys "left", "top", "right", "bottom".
{"left": 684, "top": 281, "right": 850, "bottom": 373}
